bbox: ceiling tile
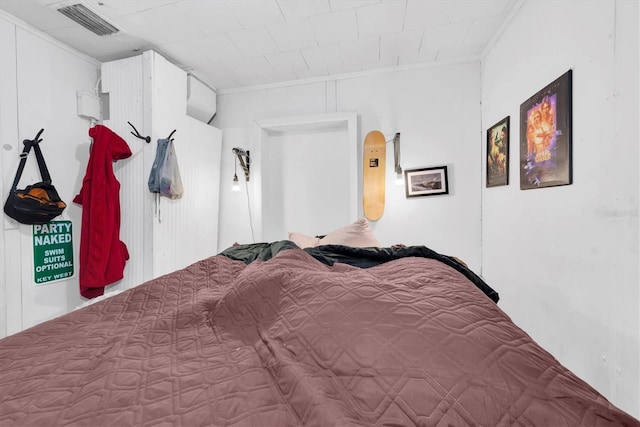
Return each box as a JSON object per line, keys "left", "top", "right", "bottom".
{"left": 421, "top": 21, "right": 471, "bottom": 52}
{"left": 265, "top": 51, "right": 310, "bottom": 73}
{"left": 44, "top": 26, "right": 152, "bottom": 62}
{"left": 380, "top": 29, "right": 423, "bottom": 60}
{"left": 157, "top": 39, "right": 217, "bottom": 69}
{"left": 294, "top": 67, "right": 329, "bottom": 80}
{"left": 404, "top": 0, "right": 455, "bottom": 30}
{"left": 356, "top": 1, "right": 405, "bottom": 38}
{"left": 227, "top": 56, "right": 275, "bottom": 74}
{"left": 268, "top": 19, "right": 318, "bottom": 52}
{"left": 404, "top": 0, "right": 510, "bottom": 32}
{"left": 340, "top": 37, "right": 379, "bottom": 65}
{"left": 172, "top": 1, "right": 243, "bottom": 36}
{"left": 113, "top": 3, "right": 200, "bottom": 45}
{"left": 83, "top": 0, "right": 177, "bottom": 19}
{"left": 277, "top": 0, "right": 331, "bottom": 19}
{"left": 198, "top": 34, "right": 244, "bottom": 64}
{"left": 227, "top": 28, "right": 280, "bottom": 57}
{"left": 309, "top": 9, "right": 358, "bottom": 45}
{"left": 227, "top": 56, "right": 278, "bottom": 86}
{"left": 271, "top": 70, "right": 298, "bottom": 84}
{"left": 447, "top": 0, "right": 512, "bottom": 22}
{"left": 437, "top": 43, "right": 484, "bottom": 60}
{"left": 329, "top": 0, "right": 380, "bottom": 12}
{"left": 327, "top": 63, "right": 362, "bottom": 75}
{"left": 225, "top": 0, "right": 284, "bottom": 28}
{"left": 360, "top": 55, "right": 398, "bottom": 71}
{"left": 301, "top": 44, "right": 343, "bottom": 70}
{"left": 2, "top": 0, "right": 73, "bottom": 30}
{"left": 197, "top": 61, "right": 238, "bottom": 89}
{"left": 206, "top": 75, "right": 238, "bottom": 91}
{"left": 464, "top": 15, "right": 503, "bottom": 45}
{"left": 399, "top": 49, "right": 438, "bottom": 66}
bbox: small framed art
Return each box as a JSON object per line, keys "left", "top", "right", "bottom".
{"left": 486, "top": 116, "right": 509, "bottom": 187}
{"left": 520, "top": 69, "right": 573, "bottom": 190}
{"left": 404, "top": 166, "right": 449, "bottom": 198}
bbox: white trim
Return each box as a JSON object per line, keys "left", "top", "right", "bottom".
{"left": 253, "top": 112, "right": 359, "bottom": 242}
{"left": 0, "top": 9, "right": 100, "bottom": 67}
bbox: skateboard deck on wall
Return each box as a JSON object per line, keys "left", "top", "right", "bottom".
{"left": 363, "top": 130, "right": 386, "bottom": 221}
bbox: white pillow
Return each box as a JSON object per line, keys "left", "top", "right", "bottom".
{"left": 288, "top": 231, "right": 320, "bottom": 249}
{"left": 288, "top": 218, "right": 380, "bottom": 248}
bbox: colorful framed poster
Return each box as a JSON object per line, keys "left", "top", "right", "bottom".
{"left": 404, "top": 166, "right": 449, "bottom": 198}
{"left": 486, "top": 116, "right": 510, "bottom": 187}
{"left": 519, "top": 70, "right": 573, "bottom": 189}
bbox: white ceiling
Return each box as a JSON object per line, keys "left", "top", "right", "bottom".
{"left": 0, "top": 0, "right": 519, "bottom": 91}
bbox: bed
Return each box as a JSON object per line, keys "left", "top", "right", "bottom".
{"left": 0, "top": 238, "right": 637, "bottom": 426}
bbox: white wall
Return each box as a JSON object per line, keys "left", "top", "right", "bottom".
{"left": 0, "top": 12, "right": 100, "bottom": 335}
{"left": 216, "top": 62, "right": 483, "bottom": 271}
{"left": 0, "top": 16, "right": 222, "bottom": 337}
{"left": 481, "top": 0, "right": 639, "bottom": 418}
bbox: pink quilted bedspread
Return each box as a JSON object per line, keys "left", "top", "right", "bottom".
{"left": 1, "top": 248, "right": 637, "bottom": 426}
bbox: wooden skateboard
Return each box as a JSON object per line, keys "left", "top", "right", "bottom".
{"left": 363, "top": 130, "right": 386, "bottom": 221}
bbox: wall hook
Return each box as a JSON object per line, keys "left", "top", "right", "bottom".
{"left": 127, "top": 121, "right": 150, "bottom": 143}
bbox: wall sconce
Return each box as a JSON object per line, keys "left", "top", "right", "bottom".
{"left": 232, "top": 172, "right": 240, "bottom": 191}
{"left": 232, "top": 147, "right": 250, "bottom": 191}
{"left": 393, "top": 133, "right": 403, "bottom": 185}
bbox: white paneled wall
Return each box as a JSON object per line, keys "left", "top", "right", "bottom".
{"left": 0, "top": 13, "right": 100, "bottom": 335}
{"left": 101, "top": 55, "right": 147, "bottom": 289}
{"left": 1, "top": 20, "right": 221, "bottom": 337}
{"left": 0, "top": 16, "right": 17, "bottom": 337}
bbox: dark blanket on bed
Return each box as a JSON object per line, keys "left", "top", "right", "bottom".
{"left": 222, "top": 242, "right": 500, "bottom": 303}
{"left": 1, "top": 243, "right": 637, "bottom": 426}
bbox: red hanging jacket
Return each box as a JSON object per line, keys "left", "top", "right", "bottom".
{"left": 74, "top": 125, "right": 132, "bottom": 298}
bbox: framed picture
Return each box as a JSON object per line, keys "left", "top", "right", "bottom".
{"left": 404, "top": 166, "right": 449, "bottom": 198}
{"left": 519, "top": 70, "right": 573, "bottom": 190}
{"left": 486, "top": 116, "right": 510, "bottom": 187}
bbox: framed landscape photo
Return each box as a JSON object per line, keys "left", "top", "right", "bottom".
{"left": 486, "top": 116, "right": 509, "bottom": 187}
{"left": 404, "top": 166, "right": 449, "bottom": 198}
{"left": 519, "top": 69, "right": 573, "bottom": 190}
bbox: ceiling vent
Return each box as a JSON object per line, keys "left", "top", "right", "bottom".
{"left": 56, "top": 3, "right": 120, "bottom": 36}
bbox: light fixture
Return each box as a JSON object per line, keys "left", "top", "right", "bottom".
{"left": 232, "top": 147, "right": 250, "bottom": 190}
{"left": 232, "top": 173, "right": 240, "bottom": 191}
{"left": 393, "top": 133, "right": 403, "bottom": 186}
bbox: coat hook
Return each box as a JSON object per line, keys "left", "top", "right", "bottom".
{"left": 167, "top": 129, "right": 176, "bottom": 141}
{"left": 127, "top": 121, "right": 150, "bottom": 143}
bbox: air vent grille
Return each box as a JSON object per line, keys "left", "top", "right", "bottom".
{"left": 57, "top": 3, "right": 119, "bottom": 36}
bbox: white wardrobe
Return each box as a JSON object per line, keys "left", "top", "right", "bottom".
{"left": 102, "top": 50, "right": 222, "bottom": 285}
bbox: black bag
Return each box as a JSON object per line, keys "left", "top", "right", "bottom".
{"left": 4, "top": 129, "right": 66, "bottom": 225}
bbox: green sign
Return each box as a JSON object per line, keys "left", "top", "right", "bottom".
{"left": 33, "top": 220, "right": 74, "bottom": 284}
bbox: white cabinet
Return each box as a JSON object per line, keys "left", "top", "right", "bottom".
{"left": 102, "top": 50, "right": 222, "bottom": 284}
